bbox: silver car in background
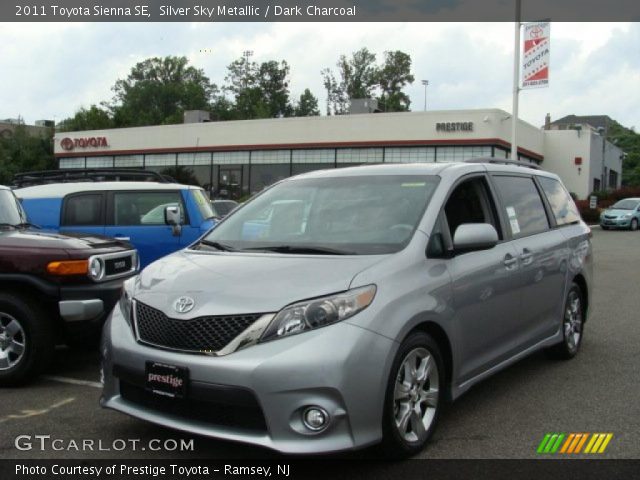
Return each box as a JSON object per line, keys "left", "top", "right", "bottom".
{"left": 101, "top": 160, "right": 592, "bottom": 456}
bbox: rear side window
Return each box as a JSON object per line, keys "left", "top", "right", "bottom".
{"left": 537, "top": 177, "right": 581, "bottom": 226}
{"left": 62, "top": 194, "right": 103, "bottom": 226}
{"left": 112, "top": 191, "right": 183, "bottom": 226}
{"left": 493, "top": 176, "right": 549, "bottom": 238}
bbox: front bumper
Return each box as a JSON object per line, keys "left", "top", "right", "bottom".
{"left": 100, "top": 306, "right": 396, "bottom": 454}
{"left": 600, "top": 218, "right": 632, "bottom": 228}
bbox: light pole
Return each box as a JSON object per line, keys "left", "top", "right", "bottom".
{"left": 421, "top": 80, "right": 429, "bottom": 111}
{"left": 242, "top": 50, "right": 254, "bottom": 89}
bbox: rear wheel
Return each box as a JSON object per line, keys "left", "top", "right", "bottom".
{"left": 546, "top": 283, "right": 584, "bottom": 360}
{"left": 0, "top": 293, "right": 54, "bottom": 386}
{"left": 381, "top": 331, "right": 443, "bottom": 457}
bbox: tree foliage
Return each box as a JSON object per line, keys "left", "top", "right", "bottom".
{"left": 0, "top": 126, "right": 55, "bottom": 184}
{"left": 110, "top": 56, "right": 217, "bottom": 127}
{"left": 322, "top": 48, "right": 414, "bottom": 114}
{"left": 294, "top": 89, "right": 320, "bottom": 117}
{"left": 609, "top": 121, "right": 640, "bottom": 186}
{"left": 58, "top": 105, "right": 113, "bottom": 132}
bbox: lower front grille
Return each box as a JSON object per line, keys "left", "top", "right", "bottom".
{"left": 134, "top": 301, "right": 262, "bottom": 354}
{"left": 119, "top": 381, "right": 268, "bottom": 433}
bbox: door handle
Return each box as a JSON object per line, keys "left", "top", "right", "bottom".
{"left": 114, "top": 236, "right": 130, "bottom": 241}
{"left": 503, "top": 254, "right": 518, "bottom": 270}
{"left": 520, "top": 248, "right": 533, "bottom": 266}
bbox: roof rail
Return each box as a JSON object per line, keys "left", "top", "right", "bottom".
{"left": 464, "top": 157, "right": 540, "bottom": 170}
{"left": 12, "top": 169, "right": 175, "bottom": 188}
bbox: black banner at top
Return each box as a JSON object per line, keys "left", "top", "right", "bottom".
{"left": 5, "top": 0, "right": 640, "bottom": 22}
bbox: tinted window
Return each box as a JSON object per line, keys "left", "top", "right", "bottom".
{"left": 113, "top": 192, "right": 183, "bottom": 226}
{"left": 444, "top": 177, "right": 500, "bottom": 238}
{"left": 63, "top": 194, "right": 103, "bottom": 226}
{"left": 537, "top": 176, "right": 581, "bottom": 226}
{"left": 493, "top": 176, "right": 549, "bottom": 238}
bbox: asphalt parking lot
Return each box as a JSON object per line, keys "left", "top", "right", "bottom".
{"left": 1, "top": 228, "right": 639, "bottom": 460}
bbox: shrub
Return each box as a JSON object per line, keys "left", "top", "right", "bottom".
{"left": 575, "top": 200, "right": 601, "bottom": 224}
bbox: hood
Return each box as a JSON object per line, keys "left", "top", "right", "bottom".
{"left": 0, "top": 228, "right": 129, "bottom": 250}
{"left": 134, "top": 249, "right": 388, "bottom": 317}
{"left": 603, "top": 209, "right": 635, "bottom": 217}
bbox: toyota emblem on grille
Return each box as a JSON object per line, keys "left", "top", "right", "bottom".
{"left": 173, "top": 296, "right": 195, "bottom": 314}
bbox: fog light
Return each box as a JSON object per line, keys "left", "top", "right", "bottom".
{"left": 302, "top": 407, "right": 329, "bottom": 432}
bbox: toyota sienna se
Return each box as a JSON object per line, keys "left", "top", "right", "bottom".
{"left": 101, "top": 160, "right": 592, "bottom": 456}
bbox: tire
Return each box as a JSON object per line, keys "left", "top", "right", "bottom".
{"left": 601, "top": 225, "right": 609, "bottom": 230}
{"left": 546, "top": 283, "right": 584, "bottom": 360}
{"left": 0, "top": 293, "right": 54, "bottom": 387}
{"left": 380, "top": 331, "right": 444, "bottom": 458}
{"left": 631, "top": 219, "right": 638, "bottom": 231}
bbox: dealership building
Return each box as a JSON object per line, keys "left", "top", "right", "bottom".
{"left": 53, "top": 108, "right": 624, "bottom": 200}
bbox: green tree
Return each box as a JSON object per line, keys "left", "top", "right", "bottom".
{"left": 224, "top": 56, "right": 293, "bottom": 119}
{"left": 0, "top": 126, "right": 55, "bottom": 184}
{"left": 322, "top": 48, "right": 414, "bottom": 114}
{"left": 109, "top": 56, "right": 217, "bottom": 127}
{"left": 57, "top": 105, "right": 113, "bottom": 132}
{"left": 294, "top": 89, "right": 320, "bottom": 117}
{"left": 609, "top": 121, "right": 640, "bottom": 186}
{"left": 160, "top": 166, "right": 200, "bottom": 186}
{"left": 377, "top": 51, "right": 415, "bottom": 112}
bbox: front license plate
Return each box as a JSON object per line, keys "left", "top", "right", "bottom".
{"left": 145, "top": 362, "right": 188, "bottom": 398}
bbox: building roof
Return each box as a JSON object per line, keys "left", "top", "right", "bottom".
{"left": 550, "top": 115, "right": 613, "bottom": 131}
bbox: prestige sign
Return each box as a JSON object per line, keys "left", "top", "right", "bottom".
{"left": 60, "top": 136, "right": 108, "bottom": 151}
{"left": 436, "top": 122, "right": 474, "bottom": 132}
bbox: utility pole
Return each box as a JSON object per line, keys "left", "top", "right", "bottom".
{"left": 511, "top": 0, "right": 522, "bottom": 161}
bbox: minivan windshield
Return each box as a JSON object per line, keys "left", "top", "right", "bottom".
{"left": 0, "top": 190, "right": 27, "bottom": 227}
{"left": 200, "top": 175, "right": 439, "bottom": 255}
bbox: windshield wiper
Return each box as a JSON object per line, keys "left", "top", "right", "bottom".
{"left": 198, "top": 239, "right": 236, "bottom": 251}
{"left": 242, "top": 245, "right": 354, "bottom": 255}
{"left": 16, "top": 222, "right": 41, "bottom": 229}
{"left": 0, "top": 223, "right": 18, "bottom": 229}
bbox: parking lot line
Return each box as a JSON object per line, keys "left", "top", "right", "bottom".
{"left": 42, "top": 375, "right": 102, "bottom": 389}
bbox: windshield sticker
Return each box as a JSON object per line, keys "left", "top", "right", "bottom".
{"left": 506, "top": 206, "right": 517, "bottom": 219}
{"left": 509, "top": 217, "right": 521, "bottom": 234}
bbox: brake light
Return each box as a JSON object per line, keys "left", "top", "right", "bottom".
{"left": 47, "top": 260, "right": 89, "bottom": 276}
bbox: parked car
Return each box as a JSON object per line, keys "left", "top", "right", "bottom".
{"left": 16, "top": 180, "right": 217, "bottom": 269}
{"left": 101, "top": 160, "right": 592, "bottom": 456}
{"left": 0, "top": 185, "right": 138, "bottom": 385}
{"left": 599, "top": 198, "right": 640, "bottom": 230}
{"left": 210, "top": 199, "right": 239, "bottom": 219}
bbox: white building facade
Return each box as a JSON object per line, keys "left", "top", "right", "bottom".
{"left": 54, "top": 109, "right": 622, "bottom": 200}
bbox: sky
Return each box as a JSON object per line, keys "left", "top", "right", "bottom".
{"left": 1, "top": 21, "right": 638, "bottom": 129}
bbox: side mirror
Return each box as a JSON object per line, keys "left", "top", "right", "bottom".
{"left": 164, "top": 205, "right": 181, "bottom": 226}
{"left": 453, "top": 223, "right": 498, "bottom": 252}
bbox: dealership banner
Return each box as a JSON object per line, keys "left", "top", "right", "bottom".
{"left": 522, "top": 21, "right": 550, "bottom": 89}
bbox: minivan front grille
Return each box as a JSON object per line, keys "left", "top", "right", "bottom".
{"left": 134, "top": 301, "right": 261, "bottom": 354}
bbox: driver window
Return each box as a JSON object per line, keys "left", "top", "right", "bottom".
{"left": 443, "top": 177, "right": 500, "bottom": 239}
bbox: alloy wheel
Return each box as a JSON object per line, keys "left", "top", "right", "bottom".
{"left": 0, "top": 312, "right": 26, "bottom": 371}
{"left": 393, "top": 347, "right": 439, "bottom": 443}
{"left": 564, "top": 290, "right": 582, "bottom": 353}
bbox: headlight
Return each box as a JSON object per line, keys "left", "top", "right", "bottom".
{"left": 260, "top": 285, "right": 376, "bottom": 342}
{"left": 623, "top": 214, "right": 632, "bottom": 218}
{"left": 88, "top": 257, "right": 104, "bottom": 281}
{"left": 119, "top": 277, "right": 135, "bottom": 325}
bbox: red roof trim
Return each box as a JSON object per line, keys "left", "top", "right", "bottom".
{"left": 56, "top": 138, "right": 544, "bottom": 161}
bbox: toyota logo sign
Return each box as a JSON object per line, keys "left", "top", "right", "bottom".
{"left": 59, "top": 136, "right": 108, "bottom": 151}
{"left": 60, "top": 137, "right": 74, "bottom": 150}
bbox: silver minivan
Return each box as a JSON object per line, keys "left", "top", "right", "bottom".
{"left": 101, "top": 160, "right": 592, "bottom": 456}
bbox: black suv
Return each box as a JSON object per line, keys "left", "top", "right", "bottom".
{"left": 0, "top": 185, "right": 138, "bottom": 385}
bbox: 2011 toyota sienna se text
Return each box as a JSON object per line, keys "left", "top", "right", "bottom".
{"left": 101, "top": 160, "right": 592, "bottom": 456}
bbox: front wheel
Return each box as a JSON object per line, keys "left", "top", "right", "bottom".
{"left": 546, "top": 283, "right": 584, "bottom": 360}
{"left": 0, "top": 293, "right": 54, "bottom": 386}
{"left": 631, "top": 218, "right": 638, "bottom": 231}
{"left": 381, "top": 332, "right": 444, "bottom": 457}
